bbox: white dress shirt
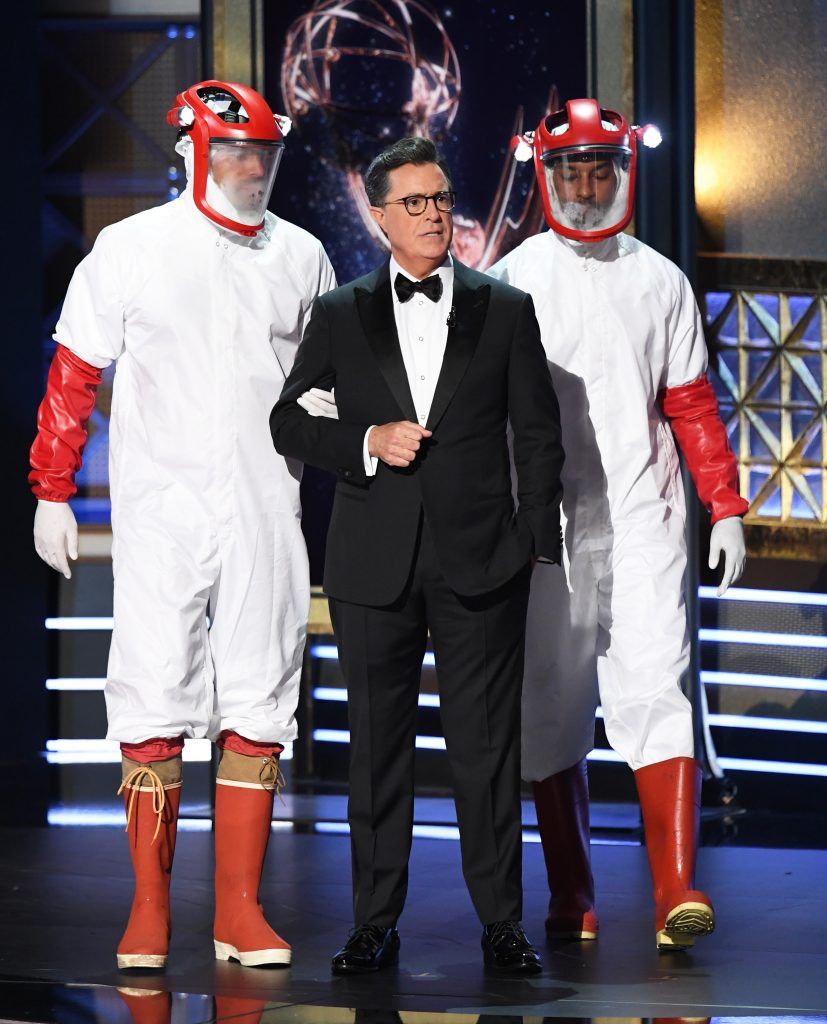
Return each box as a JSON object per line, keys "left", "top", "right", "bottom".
{"left": 363, "top": 254, "right": 454, "bottom": 475}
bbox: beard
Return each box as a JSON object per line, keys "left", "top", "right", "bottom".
{"left": 222, "top": 179, "right": 267, "bottom": 215}
{"left": 558, "top": 199, "right": 612, "bottom": 231}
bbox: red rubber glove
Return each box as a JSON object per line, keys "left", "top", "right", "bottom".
{"left": 660, "top": 374, "right": 749, "bottom": 524}
{"left": 29, "top": 344, "right": 102, "bottom": 502}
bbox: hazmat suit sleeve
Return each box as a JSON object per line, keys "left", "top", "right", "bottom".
{"left": 662, "top": 268, "right": 708, "bottom": 389}
{"left": 52, "top": 228, "right": 127, "bottom": 369}
{"left": 29, "top": 229, "right": 125, "bottom": 501}
{"left": 660, "top": 270, "right": 749, "bottom": 523}
{"left": 508, "top": 293, "right": 565, "bottom": 563}
{"left": 270, "top": 295, "right": 372, "bottom": 482}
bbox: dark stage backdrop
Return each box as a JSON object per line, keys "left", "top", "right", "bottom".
{"left": 262, "top": 0, "right": 588, "bottom": 578}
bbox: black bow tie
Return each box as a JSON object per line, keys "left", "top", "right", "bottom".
{"left": 394, "top": 272, "right": 443, "bottom": 304}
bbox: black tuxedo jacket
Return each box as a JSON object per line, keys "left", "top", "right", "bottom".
{"left": 270, "top": 259, "right": 564, "bottom": 606}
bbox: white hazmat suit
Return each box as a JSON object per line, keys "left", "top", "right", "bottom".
{"left": 489, "top": 97, "right": 746, "bottom": 950}
{"left": 30, "top": 79, "right": 336, "bottom": 971}
{"left": 489, "top": 228, "right": 702, "bottom": 777}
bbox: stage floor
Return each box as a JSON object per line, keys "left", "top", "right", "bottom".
{"left": 0, "top": 824, "right": 825, "bottom": 1022}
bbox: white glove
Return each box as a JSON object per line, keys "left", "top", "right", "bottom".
{"left": 297, "top": 387, "right": 338, "bottom": 419}
{"left": 34, "top": 499, "right": 79, "bottom": 580}
{"left": 708, "top": 515, "right": 746, "bottom": 596}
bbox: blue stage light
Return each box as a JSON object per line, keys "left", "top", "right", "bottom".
{"left": 699, "top": 585, "right": 827, "bottom": 605}
{"left": 313, "top": 687, "right": 440, "bottom": 707}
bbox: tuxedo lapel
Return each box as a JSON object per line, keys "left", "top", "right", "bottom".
{"left": 355, "top": 262, "right": 417, "bottom": 423}
{"left": 426, "top": 262, "right": 490, "bottom": 431}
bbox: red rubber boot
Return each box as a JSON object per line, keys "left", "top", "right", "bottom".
{"left": 532, "top": 758, "right": 598, "bottom": 939}
{"left": 213, "top": 751, "right": 291, "bottom": 966}
{"left": 635, "top": 756, "right": 715, "bottom": 950}
{"left": 116, "top": 763, "right": 181, "bottom": 970}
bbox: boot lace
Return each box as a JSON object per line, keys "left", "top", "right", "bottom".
{"left": 117, "top": 764, "right": 166, "bottom": 844}
{"left": 259, "top": 754, "right": 286, "bottom": 805}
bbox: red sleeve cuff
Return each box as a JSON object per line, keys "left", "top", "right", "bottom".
{"left": 29, "top": 345, "right": 102, "bottom": 501}
{"left": 660, "top": 374, "right": 749, "bottom": 523}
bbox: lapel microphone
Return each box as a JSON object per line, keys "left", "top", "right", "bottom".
{"left": 446, "top": 306, "right": 457, "bottom": 328}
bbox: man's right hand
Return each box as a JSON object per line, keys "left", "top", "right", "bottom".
{"left": 34, "top": 499, "right": 79, "bottom": 579}
{"left": 368, "top": 421, "right": 432, "bottom": 468}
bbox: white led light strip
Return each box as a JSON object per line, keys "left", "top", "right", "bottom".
{"left": 44, "top": 738, "right": 293, "bottom": 763}
{"left": 45, "top": 617, "right": 113, "bottom": 630}
{"left": 699, "top": 628, "right": 827, "bottom": 648}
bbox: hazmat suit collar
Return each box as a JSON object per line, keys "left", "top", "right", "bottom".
{"left": 552, "top": 228, "right": 618, "bottom": 263}
{"left": 179, "top": 183, "right": 273, "bottom": 249}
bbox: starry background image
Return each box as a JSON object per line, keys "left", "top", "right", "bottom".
{"left": 265, "top": 1, "right": 587, "bottom": 282}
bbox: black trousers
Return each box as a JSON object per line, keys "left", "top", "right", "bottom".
{"left": 329, "top": 515, "right": 531, "bottom": 928}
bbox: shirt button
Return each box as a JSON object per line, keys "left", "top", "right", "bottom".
{"left": 418, "top": 336, "right": 424, "bottom": 342}
{"left": 420, "top": 375, "right": 425, "bottom": 381}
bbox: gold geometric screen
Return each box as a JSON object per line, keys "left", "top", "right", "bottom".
{"left": 705, "top": 289, "right": 826, "bottom": 530}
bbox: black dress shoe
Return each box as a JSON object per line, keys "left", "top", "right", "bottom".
{"left": 331, "top": 925, "right": 400, "bottom": 974}
{"left": 481, "top": 920, "right": 542, "bottom": 974}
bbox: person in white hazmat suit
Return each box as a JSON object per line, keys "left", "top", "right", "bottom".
{"left": 29, "top": 81, "right": 336, "bottom": 970}
{"left": 490, "top": 98, "right": 748, "bottom": 950}
{"left": 301, "top": 98, "right": 749, "bottom": 953}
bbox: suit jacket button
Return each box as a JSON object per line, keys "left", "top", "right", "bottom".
{"left": 343, "top": 470, "right": 353, "bottom": 478}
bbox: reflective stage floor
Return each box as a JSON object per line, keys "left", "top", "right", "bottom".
{"left": 0, "top": 821, "right": 825, "bottom": 1022}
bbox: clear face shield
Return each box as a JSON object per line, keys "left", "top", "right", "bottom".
{"left": 206, "top": 140, "right": 284, "bottom": 228}
{"left": 542, "top": 149, "right": 631, "bottom": 241}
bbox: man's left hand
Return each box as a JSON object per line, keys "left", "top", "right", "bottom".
{"left": 708, "top": 516, "right": 746, "bottom": 596}
{"left": 298, "top": 387, "right": 338, "bottom": 419}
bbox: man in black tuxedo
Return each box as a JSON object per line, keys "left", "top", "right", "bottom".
{"left": 270, "top": 137, "right": 564, "bottom": 975}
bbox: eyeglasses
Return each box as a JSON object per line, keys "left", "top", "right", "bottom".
{"left": 384, "top": 191, "right": 456, "bottom": 215}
